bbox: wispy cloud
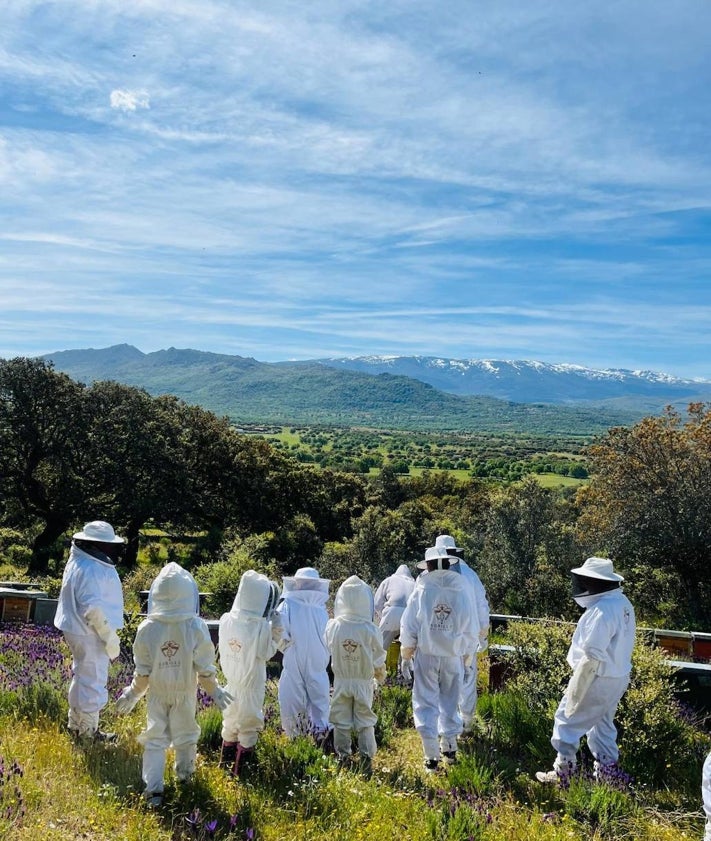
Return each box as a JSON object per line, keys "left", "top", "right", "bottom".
{"left": 110, "top": 89, "right": 149, "bottom": 112}
{"left": 0, "top": 0, "right": 709, "bottom": 378}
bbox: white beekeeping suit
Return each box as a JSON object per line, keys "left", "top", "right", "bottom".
{"left": 373, "top": 564, "right": 415, "bottom": 650}
{"left": 116, "top": 562, "right": 230, "bottom": 806}
{"left": 435, "top": 534, "right": 490, "bottom": 728}
{"left": 702, "top": 752, "right": 711, "bottom": 841}
{"left": 218, "top": 570, "right": 280, "bottom": 776}
{"left": 326, "top": 575, "right": 387, "bottom": 770}
{"left": 54, "top": 521, "right": 125, "bottom": 739}
{"left": 536, "top": 557, "right": 635, "bottom": 784}
{"left": 276, "top": 567, "right": 331, "bottom": 738}
{"left": 400, "top": 547, "right": 478, "bottom": 771}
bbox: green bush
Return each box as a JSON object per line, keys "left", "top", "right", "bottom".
{"left": 477, "top": 690, "right": 553, "bottom": 769}
{"left": 501, "top": 619, "right": 572, "bottom": 711}
{"left": 193, "top": 547, "right": 279, "bottom": 618}
{"left": 564, "top": 777, "right": 637, "bottom": 837}
{"left": 120, "top": 564, "right": 161, "bottom": 614}
{"left": 616, "top": 640, "right": 710, "bottom": 795}
{"left": 374, "top": 684, "right": 413, "bottom": 748}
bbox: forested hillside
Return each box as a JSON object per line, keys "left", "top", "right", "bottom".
{"left": 2, "top": 357, "right": 710, "bottom": 629}
{"left": 42, "top": 345, "right": 640, "bottom": 435}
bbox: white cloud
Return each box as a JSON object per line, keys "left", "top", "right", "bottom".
{"left": 110, "top": 89, "right": 150, "bottom": 112}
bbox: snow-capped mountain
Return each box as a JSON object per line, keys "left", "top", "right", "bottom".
{"left": 315, "top": 356, "right": 711, "bottom": 405}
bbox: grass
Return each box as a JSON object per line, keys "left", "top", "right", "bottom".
{"left": 531, "top": 473, "right": 587, "bottom": 489}
{"left": 0, "top": 625, "right": 707, "bottom": 841}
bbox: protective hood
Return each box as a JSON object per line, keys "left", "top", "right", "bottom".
{"left": 334, "top": 575, "right": 374, "bottom": 621}
{"left": 395, "top": 564, "right": 414, "bottom": 579}
{"left": 283, "top": 566, "right": 330, "bottom": 596}
{"left": 231, "top": 570, "right": 281, "bottom": 618}
{"left": 147, "top": 562, "right": 199, "bottom": 620}
{"left": 574, "top": 593, "right": 605, "bottom": 609}
{"left": 571, "top": 573, "right": 621, "bottom": 600}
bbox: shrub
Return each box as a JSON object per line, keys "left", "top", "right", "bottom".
{"left": 374, "top": 684, "right": 413, "bottom": 748}
{"left": 193, "top": 548, "right": 279, "bottom": 618}
{"left": 564, "top": 776, "right": 637, "bottom": 837}
{"left": 616, "top": 641, "right": 710, "bottom": 796}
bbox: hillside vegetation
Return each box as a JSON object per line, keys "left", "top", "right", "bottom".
{"left": 1, "top": 357, "right": 710, "bottom": 628}
{"left": 41, "top": 345, "right": 640, "bottom": 435}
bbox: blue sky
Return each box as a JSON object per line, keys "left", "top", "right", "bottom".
{"left": 1, "top": 1, "right": 710, "bottom": 379}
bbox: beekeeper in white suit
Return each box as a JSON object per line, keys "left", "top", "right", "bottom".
{"left": 116, "top": 562, "right": 231, "bottom": 807}
{"left": 374, "top": 564, "right": 415, "bottom": 651}
{"left": 218, "top": 570, "right": 280, "bottom": 777}
{"left": 536, "top": 556, "right": 635, "bottom": 784}
{"left": 54, "top": 520, "right": 125, "bottom": 740}
{"left": 435, "top": 534, "right": 490, "bottom": 727}
{"left": 276, "top": 567, "right": 331, "bottom": 738}
{"left": 400, "top": 546, "right": 478, "bottom": 771}
{"left": 326, "top": 575, "right": 387, "bottom": 774}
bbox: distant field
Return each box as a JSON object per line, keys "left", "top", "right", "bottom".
{"left": 254, "top": 425, "right": 589, "bottom": 486}
{"left": 531, "top": 472, "right": 587, "bottom": 488}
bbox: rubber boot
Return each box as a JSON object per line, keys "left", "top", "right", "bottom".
{"left": 220, "top": 741, "right": 238, "bottom": 771}
{"left": 233, "top": 743, "right": 256, "bottom": 778}
{"left": 318, "top": 728, "right": 335, "bottom": 755}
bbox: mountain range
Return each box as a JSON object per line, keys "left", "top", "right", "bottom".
{"left": 36, "top": 344, "right": 711, "bottom": 436}
{"left": 314, "top": 355, "right": 711, "bottom": 407}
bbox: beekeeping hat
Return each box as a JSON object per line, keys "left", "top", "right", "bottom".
{"left": 570, "top": 556, "right": 623, "bottom": 598}
{"left": 416, "top": 545, "right": 451, "bottom": 571}
{"left": 435, "top": 534, "right": 464, "bottom": 559}
{"left": 73, "top": 520, "right": 125, "bottom": 543}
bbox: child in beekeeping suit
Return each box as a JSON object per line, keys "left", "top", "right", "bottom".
{"left": 325, "top": 575, "right": 387, "bottom": 775}
{"left": 218, "top": 570, "right": 281, "bottom": 777}
{"left": 275, "top": 567, "right": 331, "bottom": 739}
{"left": 116, "top": 562, "right": 231, "bottom": 807}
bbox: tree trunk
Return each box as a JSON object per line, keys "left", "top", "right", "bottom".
{"left": 122, "top": 519, "right": 144, "bottom": 569}
{"left": 28, "top": 516, "right": 70, "bottom": 573}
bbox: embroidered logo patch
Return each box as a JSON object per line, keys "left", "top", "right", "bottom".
{"left": 342, "top": 639, "right": 358, "bottom": 654}
{"left": 161, "top": 640, "right": 180, "bottom": 659}
{"left": 228, "top": 638, "right": 242, "bottom": 653}
{"left": 434, "top": 603, "right": 452, "bottom": 621}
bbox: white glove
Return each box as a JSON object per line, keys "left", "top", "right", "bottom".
{"left": 374, "top": 664, "right": 387, "bottom": 685}
{"left": 400, "top": 659, "right": 412, "bottom": 682}
{"left": 115, "top": 674, "right": 149, "bottom": 714}
{"left": 85, "top": 606, "right": 121, "bottom": 660}
{"left": 198, "top": 674, "right": 234, "bottom": 711}
{"left": 477, "top": 634, "right": 489, "bottom": 654}
{"left": 401, "top": 646, "right": 416, "bottom": 661}
{"left": 463, "top": 653, "right": 474, "bottom": 669}
{"left": 565, "top": 656, "right": 601, "bottom": 717}
{"left": 210, "top": 685, "right": 234, "bottom": 711}
{"left": 278, "top": 637, "right": 294, "bottom": 653}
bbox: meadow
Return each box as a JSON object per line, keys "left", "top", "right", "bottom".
{"left": 254, "top": 425, "right": 589, "bottom": 486}
{"left": 1, "top": 620, "right": 707, "bottom": 841}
